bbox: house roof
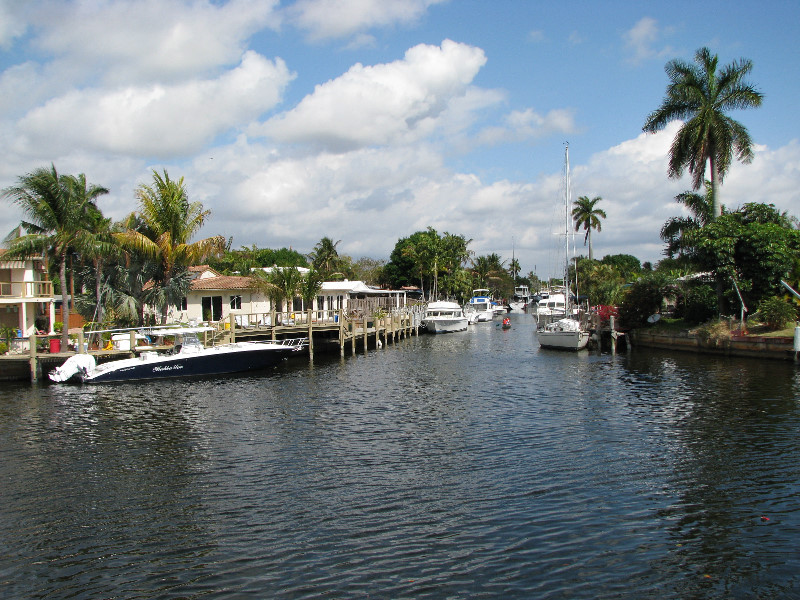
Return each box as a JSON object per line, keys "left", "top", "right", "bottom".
{"left": 190, "top": 274, "right": 253, "bottom": 291}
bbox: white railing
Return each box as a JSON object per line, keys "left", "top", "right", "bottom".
{"left": 0, "top": 280, "right": 54, "bottom": 298}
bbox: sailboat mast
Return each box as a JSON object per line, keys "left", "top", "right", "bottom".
{"left": 564, "top": 144, "right": 571, "bottom": 314}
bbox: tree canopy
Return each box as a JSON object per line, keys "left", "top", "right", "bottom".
{"left": 643, "top": 47, "right": 763, "bottom": 218}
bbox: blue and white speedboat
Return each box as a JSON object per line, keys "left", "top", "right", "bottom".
{"left": 464, "top": 289, "right": 494, "bottom": 322}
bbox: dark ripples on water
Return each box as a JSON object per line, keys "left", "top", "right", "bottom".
{"left": 2, "top": 313, "right": 800, "bottom": 599}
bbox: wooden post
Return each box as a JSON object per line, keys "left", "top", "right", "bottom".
{"left": 129, "top": 330, "right": 136, "bottom": 356}
{"left": 351, "top": 319, "right": 356, "bottom": 355}
{"left": 307, "top": 309, "right": 314, "bottom": 361}
{"left": 339, "top": 310, "right": 345, "bottom": 357}
{"left": 229, "top": 314, "right": 236, "bottom": 343}
{"left": 363, "top": 314, "right": 368, "bottom": 352}
{"left": 29, "top": 334, "right": 38, "bottom": 382}
{"left": 610, "top": 316, "right": 617, "bottom": 355}
{"left": 270, "top": 307, "right": 276, "bottom": 341}
{"left": 77, "top": 330, "right": 85, "bottom": 354}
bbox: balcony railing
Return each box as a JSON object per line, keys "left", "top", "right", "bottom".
{"left": 0, "top": 280, "right": 54, "bottom": 298}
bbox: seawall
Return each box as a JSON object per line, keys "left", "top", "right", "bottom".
{"left": 631, "top": 329, "right": 797, "bottom": 361}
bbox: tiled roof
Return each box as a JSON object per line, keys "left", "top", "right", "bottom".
{"left": 190, "top": 274, "right": 254, "bottom": 291}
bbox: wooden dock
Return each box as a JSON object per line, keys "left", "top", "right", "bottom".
{"left": 1, "top": 307, "right": 424, "bottom": 382}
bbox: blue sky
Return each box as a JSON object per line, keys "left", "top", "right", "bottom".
{"left": 1, "top": 0, "right": 798, "bottom": 280}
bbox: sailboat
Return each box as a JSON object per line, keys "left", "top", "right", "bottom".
{"left": 537, "top": 144, "right": 590, "bottom": 350}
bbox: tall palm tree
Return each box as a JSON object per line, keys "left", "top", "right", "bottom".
{"left": 115, "top": 169, "right": 224, "bottom": 323}
{"left": 571, "top": 196, "right": 606, "bottom": 260}
{"left": 660, "top": 182, "right": 715, "bottom": 259}
{"left": 1, "top": 165, "right": 108, "bottom": 347}
{"left": 309, "top": 236, "right": 342, "bottom": 277}
{"left": 643, "top": 47, "right": 763, "bottom": 218}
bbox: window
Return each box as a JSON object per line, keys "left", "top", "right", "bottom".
{"left": 201, "top": 296, "right": 223, "bottom": 321}
{"left": 175, "top": 297, "right": 187, "bottom": 311}
{"left": 230, "top": 295, "right": 242, "bottom": 310}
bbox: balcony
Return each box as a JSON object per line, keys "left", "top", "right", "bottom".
{"left": 0, "top": 280, "right": 54, "bottom": 299}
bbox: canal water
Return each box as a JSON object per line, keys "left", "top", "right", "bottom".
{"left": 2, "top": 312, "right": 799, "bottom": 599}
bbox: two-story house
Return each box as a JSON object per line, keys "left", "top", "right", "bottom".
{"left": 0, "top": 250, "right": 56, "bottom": 337}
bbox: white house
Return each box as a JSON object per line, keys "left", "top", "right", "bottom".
{"left": 161, "top": 266, "right": 414, "bottom": 325}
{"left": 0, "top": 250, "right": 56, "bottom": 336}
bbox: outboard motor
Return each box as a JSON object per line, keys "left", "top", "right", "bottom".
{"left": 49, "top": 354, "right": 97, "bottom": 383}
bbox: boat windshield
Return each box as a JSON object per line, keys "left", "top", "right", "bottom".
{"left": 176, "top": 332, "right": 204, "bottom": 351}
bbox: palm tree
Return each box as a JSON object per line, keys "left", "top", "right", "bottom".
{"left": 643, "top": 47, "right": 763, "bottom": 218}
{"left": 2, "top": 165, "right": 108, "bottom": 348}
{"left": 115, "top": 169, "right": 224, "bottom": 323}
{"left": 251, "top": 266, "right": 304, "bottom": 320}
{"left": 660, "top": 182, "right": 715, "bottom": 259}
{"left": 298, "top": 267, "right": 324, "bottom": 313}
{"left": 572, "top": 196, "right": 606, "bottom": 260}
{"left": 470, "top": 255, "right": 491, "bottom": 289}
{"left": 309, "top": 237, "right": 342, "bottom": 277}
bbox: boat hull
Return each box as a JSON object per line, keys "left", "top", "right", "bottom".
{"left": 424, "top": 318, "right": 468, "bottom": 333}
{"left": 537, "top": 330, "right": 590, "bottom": 350}
{"left": 81, "top": 343, "right": 300, "bottom": 383}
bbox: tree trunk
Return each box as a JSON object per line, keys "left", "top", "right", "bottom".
{"left": 588, "top": 230, "right": 593, "bottom": 261}
{"left": 710, "top": 156, "right": 722, "bottom": 219}
{"left": 94, "top": 258, "right": 104, "bottom": 325}
{"left": 59, "top": 256, "right": 70, "bottom": 349}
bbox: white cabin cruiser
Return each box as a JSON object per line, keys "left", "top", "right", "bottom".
{"left": 509, "top": 285, "right": 531, "bottom": 311}
{"left": 422, "top": 301, "right": 469, "bottom": 333}
{"left": 465, "top": 289, "right": 494, "bottom": 322}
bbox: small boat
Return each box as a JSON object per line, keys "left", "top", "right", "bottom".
{"left": 537, "top": 144, "right": 590, "bottom": 351}
{"left": 422, "top": 301, "right": 469, "bottom": 333}
{"left": 500, "top": 317, "right": 511, "bottom": 329}
{"left": 465, "top": 289, "right": 494, "bottom": 322}
{"left": 492, "top": 301, "right": 509, "bottom": 316}
{"left": 49, "top": 327, "right": 306, "bottom": 383}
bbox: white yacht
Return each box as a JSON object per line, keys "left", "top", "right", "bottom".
{"left": 422, "top": 301, "right": 469, "bottom": 333}
{"left": 509, "top": 285, "right": 531, "bottom": 311}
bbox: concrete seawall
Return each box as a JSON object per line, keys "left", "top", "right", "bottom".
{"left": 631, "top": 329, "right": 797, "bottom": 361}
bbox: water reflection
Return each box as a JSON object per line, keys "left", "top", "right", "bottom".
{"left": 1, "top": 315, "right": 798, "bottom": 598}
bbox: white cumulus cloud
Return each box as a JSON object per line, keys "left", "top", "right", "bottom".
{"left": 254, "top": 39, "right": 487, "bottom": 151}
{"left": 288, "top": 0, "right": 446, "bottom": 41}
{"left": 16, "top": 51, "right": 294, "bottom": 159}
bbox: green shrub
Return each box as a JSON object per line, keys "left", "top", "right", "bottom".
{"left": 619, "top": 272, "right": 675, "bottom": 327}
{"left": 0, "top": 342, "right": 7, "bottom": 355}
{"left": 680, "top": 284, "right": 718, "bottom": 325}
{"left": 756, "top": 296, "right": 796, "bottom": 330}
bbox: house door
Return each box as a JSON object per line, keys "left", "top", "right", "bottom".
{"left": 201, "top": 296, "right": 223, "bottom": 321}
